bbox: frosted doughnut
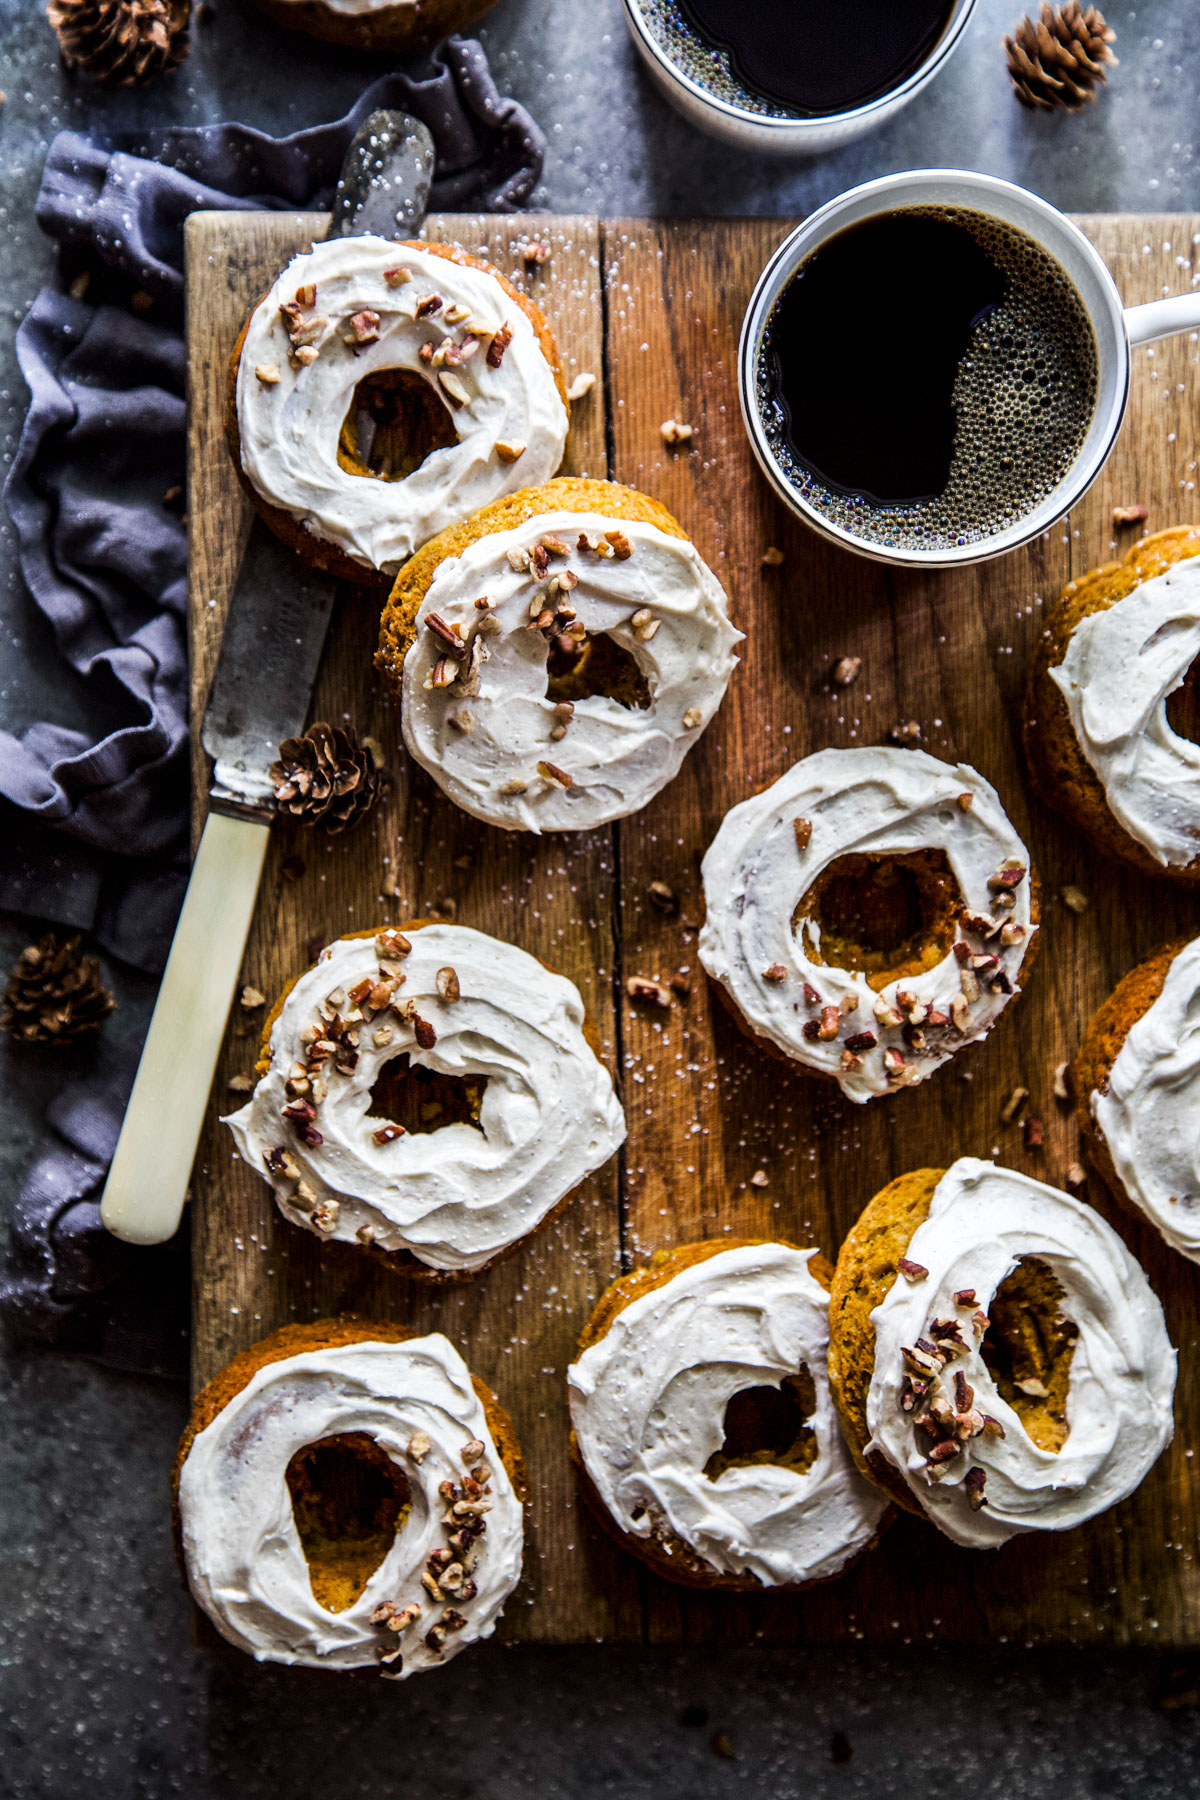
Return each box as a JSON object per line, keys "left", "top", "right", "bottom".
{"left": 698, "top": 746, "right": 1037, "bottom": 1103}
{"left": 1048, "top": 554, "right": 1200, "bottom": 869}
{"left": 391, "top": 496, "right": 741, "bottom": 831}
{"left": 224, "top": 923, "right": 625, "bottom": 1274}
{"left": 176, "top": 1331, "right": 524, "bottom": 1675}
{"left": 232, "top": 236, "right": 568, "bottom": 578}
{"left": 568, "top": 1242, "right": 888, "bottom": 1588}
{"left": 861, "top": 1160, "right": 1176, "bottom": 1548}
{"left": 1084, "top": 936, "right": 1200, "bottom": 1262}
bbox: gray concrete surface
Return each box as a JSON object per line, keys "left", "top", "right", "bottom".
{"left": 2, "top": 1, "right": 1200, "bottom": 1793}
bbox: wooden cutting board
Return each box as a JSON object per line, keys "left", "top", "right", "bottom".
{"left": 185, "top": 210, "right": 1200, "bottom": 1647}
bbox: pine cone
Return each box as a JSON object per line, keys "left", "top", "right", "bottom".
{"left": 2, "top": 935, "right": 115, "bottom": 1046}
{"left": 1005, "top": 3, "right": 1116, "bottom": 110}
{"left": 270, "top": 722, "right": 384, "bottom": 836}
{"left": 47, "top": 0, "right": 190, "bottom": 87}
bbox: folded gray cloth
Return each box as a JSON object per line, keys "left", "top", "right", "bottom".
{"left": 2, "top": 38, "right": 544, "bottom": 973}
{"left": 0, "top": 40, "right": 545, "bottom": 1366}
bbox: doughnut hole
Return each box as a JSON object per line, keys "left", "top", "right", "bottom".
{"left": 1165, "top": 656, "right": 1200, "bottom": 745}
{"left": 286, "top": 1432, "right": 410, "bottom": 1612}
{"left": 545, "top": 629, "right": 652, "bottom": 710}
{"left": 792, "top": 848, "right": 965, "bottom": 991}
{"left": 369, "top": 1053, "right": 486, "bottom": 1136}
{"left": 703, "top": 1367, "right": 818, "bottom": 1481}
{"left": 979, "top": 1256, "right": 1077, "bottom": 1454}
{"left": 338, "top": 369, "right": 457, "bottom": 482}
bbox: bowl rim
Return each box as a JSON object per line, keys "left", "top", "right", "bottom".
{"left": 621, "top": 0, "right": 980, "bottom": 135}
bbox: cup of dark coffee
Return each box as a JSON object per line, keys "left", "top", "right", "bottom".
{"left": 622, "top": 0, "right": 977, "bottom": 154}
{"left": 739, "top": 170, "right": 1200, "bottom": 568}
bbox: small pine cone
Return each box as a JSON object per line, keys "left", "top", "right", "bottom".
{"left": 47, "top": 0, "right": 190, "bottom": 87}
{"left": 1004, "top": 2, "right": 1116, "bottom": 110}
{"left": 270, "top": 721, "right": 383, "bottom": 836}
{"left": 2, "top": 934, "right": 115, "bottom": 1046}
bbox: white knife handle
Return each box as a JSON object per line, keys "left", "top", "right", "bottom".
{"left": 101, "top": 811, "right": 271, "bottom": 1245}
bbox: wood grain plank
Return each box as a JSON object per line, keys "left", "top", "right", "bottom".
{"left": 601, "top": 215, "right": 1200, "bottom": 1647}
{"left": 185, "top": 212, "right": 642, "bottom": 1644}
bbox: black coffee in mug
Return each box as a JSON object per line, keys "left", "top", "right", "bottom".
{"left": 756, "top": 208, "right": 1099, "bottom": 553}
{"left": 678, "top": 0, "right": 957, "bottom": 114}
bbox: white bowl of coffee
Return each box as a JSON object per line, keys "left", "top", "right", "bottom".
{"left": 739, "top": 170, "right": 1200, "bottom": 568}
{"left": 623, "top": 0, "right": 977, "bottom": 154}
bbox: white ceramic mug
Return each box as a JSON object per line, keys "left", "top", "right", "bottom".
{"left": 738, "top": 169, "right": 1200, "bottom": 568}
{"left": 622, "top": 0, "right": 978, "bottom": 155}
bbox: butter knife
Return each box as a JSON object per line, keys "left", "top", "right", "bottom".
{"left": 101, "top": 115, "right": 434, "bottom": 1245}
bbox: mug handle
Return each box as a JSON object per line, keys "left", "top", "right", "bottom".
{"left": 1125, "top": 293, "right": 1200, "bottom": 347}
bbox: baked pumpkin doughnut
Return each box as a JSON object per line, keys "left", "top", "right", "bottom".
{"left": 567, "top": 1239, "right": 888, "bottom": 1590}
{"left": 248, "top": 0, "right": 497, "bottom": 53}
{"left": 377, "top": 477, "right": 741, "bottom": 831}
{"left": 698, "top": 746, "right": 1038, "bottom": 1102}
{"left": 224, "top": 922, "right": 625, "bottom": 1277}
{"left": 1074, "top": 935, "right": 1200, "bottom": 1262}
{"left": 228, "top": 235, "right": 568, "bottom": 584}
{"left": 172, "top": 1319, "right": 526, "bottom": 1676}
{"left": 827, "top": 1158, "right": 1176, "bottom": 1546}
{"left": 1024, "top": 526, "right": 1200, "bottom": 879}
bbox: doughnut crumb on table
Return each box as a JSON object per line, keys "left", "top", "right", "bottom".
{"left": 172, "top": 1319, "right": 527, "bottom": 1676}
{"left": 1024, "top": 525, "right": 1200, "bottom": 880}
{"left": 567, "top": 1239, "right": 889, "bottom": 1590}
{"left": 227, "top": 236, "right": 569, "bottom": 584}
{"left": 247, "top": 0, "right": 498, "bottom": 52}
{"left": 224, "top": 922, "right": 625, "bottom": 1277}
{"left": 827, "top": 1158, "right": 1176, "bottom": 1546}
{"left": 698, "top": 745, "right": 1038, "bottom": 1102}
{"left": 378, "top": 476, "right": 741, "bottom": 831}
{"left": 1075, "top": 934, "right": 1200, "bottom": 1262}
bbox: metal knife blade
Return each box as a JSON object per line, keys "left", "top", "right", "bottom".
{"left": 202, "top": 113, "right": 434, "bottom": 819}
{"left": 201, "top": 519, "right": 338, "bottom": 818}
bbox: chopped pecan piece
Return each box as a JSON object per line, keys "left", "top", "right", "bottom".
{"left": 486, "top": 324, "right": 513, "bottom": 367}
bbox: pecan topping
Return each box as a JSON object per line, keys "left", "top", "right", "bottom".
{"left": 832, "top": 656, "right": 861, "bottom": 686}
{"left": 963, "top": 1467, "right": 987, "bottom": 1510}
{"left": 425, "top": 613, "right": 469, "bottom": 658}
{"left": 794, "top": 817, "right": 813, "bottom": 852}
{"left": 486, "top": 323, "right": 513, "bottom": 367}
{"left": 763, "top": 962, "right": 788, "bottom": 983}
{"left": 538, "top": 760, "right": 572, "bottom": 788}
{"left": 897, "top": 1257, "right": 928, "bottom": 1282}
{"left": 626, "top": 975, "right": 671, "bottom": 1008}
{"left": 436, "top": 966, "right": 460, "bottom": 1003}
{"left": 344, "top": 308, "right": 380, "bottom": 346}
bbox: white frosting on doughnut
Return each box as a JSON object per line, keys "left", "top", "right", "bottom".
{"left": 177, "top": 1334, "right": 524, "bottom": 1674}
{"left": 1048, "top": 555, "right": 1200, "bottom": 867}
{"left": 568, "top": 1244, "right": 887, "bottom": 1587}
{"left": 225, "top": 924, "right": 625, "bottom": 1272}
{"left": 865, "top": 1159, "right": 1176, "bottom": 1548}
{"left": 399, "top": 509, "right": 741, "bottom": 831}
{"left": 235, "top": 236, "right": 568, "bottom": 573}
{"left": 698, "top": 747, "right": 1036, "bottom": 1103}
{"left": 1091, "top": 937, "right": 1200, "bottom": 1261}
